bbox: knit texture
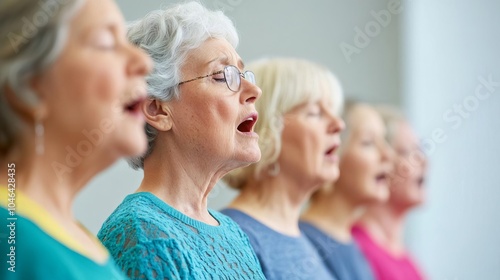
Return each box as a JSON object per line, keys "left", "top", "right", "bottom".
{"left": 98, "top": 192, "right": 266, "bottom": 280}
{"left": 222, "top": 208, "right": 337, "bottom": 280}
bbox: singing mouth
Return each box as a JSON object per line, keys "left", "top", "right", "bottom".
{"left": 237, "top": 113, "right": 258, "bottom": 133}
{"left": 124, "top": 96, "right": 145, "bottom": 115}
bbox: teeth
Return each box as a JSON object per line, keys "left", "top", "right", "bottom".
{"left": 246, "top": 117, "right": 253, "bottom": 121}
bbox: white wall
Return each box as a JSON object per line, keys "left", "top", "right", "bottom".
{"left": 75, "top": 1, "right": 500, "bottom": 278}
{"left": 402, "top": 0, "right": 500, "bottom": 279}
{"left": 75, "top": 0, "right": 402, "bottom": 233}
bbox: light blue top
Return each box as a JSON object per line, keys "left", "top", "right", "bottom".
{"left": 300, "top": 221, "right": 375, "bottom": 280}
{"left": 98, "top": 192, "right": 266, "bottom": 280}
{"left": 221, "top": 208, "right": 337, "bottom": 280}
{"left": 0, "top": 206, "right": 126, "bottom": 280}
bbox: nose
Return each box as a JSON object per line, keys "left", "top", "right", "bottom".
{"left": 327, "top": 114, "right": 345, "bottom": 134}
{"left": 380, "top": 140, "right": 395, "bottom": 163}
{"left": 240, "top": 78, "right": 262, "bottom": 104}
{"left": 126, "top": 43, "right": 153, "bottom": 77}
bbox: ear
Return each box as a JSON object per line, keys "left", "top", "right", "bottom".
{"left": 4, "top": 85, "right": 47, "bottom": 123}
{"left": 142, "top": 98, "right": 173, "bottom": 131}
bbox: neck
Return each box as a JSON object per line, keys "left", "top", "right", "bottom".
{"left": 137, "top": 143, "right": 227, "bottom": 225}
{"left": 229, "top": 174, "right": 319, "bottom": 236}
{"left": 2, "top": 137, "right": 115, "bottom": 224}
{"left": 302, "top": 186, "right": 365, "bottom": 243}
{"left": 358, "top": 204, "right": 408, "bottom": 255}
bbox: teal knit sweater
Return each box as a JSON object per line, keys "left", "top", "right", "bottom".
{"left": 98, "top": 192, "right": 266, "bottom": 279}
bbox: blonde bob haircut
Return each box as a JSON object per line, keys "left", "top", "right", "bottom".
{"left": 224, "top": 57, "right": 343, "bottom": 189}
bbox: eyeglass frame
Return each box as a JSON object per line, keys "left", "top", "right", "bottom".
{"left": 177, "top": 65, "right": 255, "bottom": 92}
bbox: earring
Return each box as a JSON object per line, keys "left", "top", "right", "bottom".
{"left": 35, "top": 113, "right": 44, "bottom": 155}
{"left": 268, "top": 162, "right": 280, "bottom": 177}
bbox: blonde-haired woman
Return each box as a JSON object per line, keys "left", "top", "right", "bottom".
{"left": 300, "top": 101, "right": 392, "bottom": 280}
{"left": 352, "top": 106, "right": 427, "bottom": 280}
{"left": 222, "top": 58, "right": 344, "bottom": 280}
{"left": 0, "top": 0, "right": 151, "bottom": 279}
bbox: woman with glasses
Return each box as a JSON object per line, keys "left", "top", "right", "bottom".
{"left": 97, "top": 2, "right": 265, "bottom": 279}
{"left": 221, "top": 58, "right": 344, "bottom": 280}
{"left": 0, "top": 0, "right": 151, "bottom": 279}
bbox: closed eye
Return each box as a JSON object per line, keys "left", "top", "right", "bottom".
{"left": 361, "top": 139, "right": 374, "bottom": 146}
{"left": 213, "top": 77, "right": 226, "bottom": 83}
{"left": 212, "top": 70, "right": 226, "bottom": 83}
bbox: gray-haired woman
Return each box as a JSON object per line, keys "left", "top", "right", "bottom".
{"left": 0, "top": 0, "right": 151, "bottom": 279}
{"left": 97, "top": 2, "right": 265, "bottom": 279}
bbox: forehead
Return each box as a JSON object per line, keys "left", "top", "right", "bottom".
{"left": 394, "top": 121, "right": 419, "bottom": 145}
{"left": 348, "top": 105, "right": 385, "bottom": 134}
{"left": 70, "top": 0, "right": 124, "bottom": 34}
{"left": 183, "top": 38, "right": 242, "bottom": 70}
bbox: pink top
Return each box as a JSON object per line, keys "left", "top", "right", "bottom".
{"left": 352, "top": 225, "right": 425, "bottom": 280}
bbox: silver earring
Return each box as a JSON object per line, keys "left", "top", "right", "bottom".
{"left": 268, "top": 162, "right": 280, "bottom": 177}
{"left": 35, "top": 116, "right": 44, "bottom": 155}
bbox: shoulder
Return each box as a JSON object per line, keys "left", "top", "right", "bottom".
{"left": 299, "top": 221, "right": 333, "bottom": 246}
{"left": 219, "top": 208, "right": 261, "bottom": 233}
{"left": 98, "top": 193, "right": 188, "bottom": 260}
{"left": 98, "top": 193, "right": 169, "bottom": 240}
{"left": 1, "top": 207, "right": 123, "bottom": 280}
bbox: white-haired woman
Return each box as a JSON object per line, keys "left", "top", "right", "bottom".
{"left": 352, "top": 106, "right": 427, "bottom": 280}
{"left": 0, "top": 0, "right": 151, "bottom": 279}
{"left": 221, "top": 58, "right": 344, "bottom": 280}
{"left": 300, "top": 101, "right": 393, "bottom": 280}
{"left": 97, "top": 2, "right": 265, "bottom": 279}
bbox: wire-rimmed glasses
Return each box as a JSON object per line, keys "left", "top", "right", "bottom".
{"left": 178, "top": 65, "right": 255, "bottom": 92}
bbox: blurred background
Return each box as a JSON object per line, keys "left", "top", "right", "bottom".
{"left": 74, "top": 0, "right": 500, "bottom": 279}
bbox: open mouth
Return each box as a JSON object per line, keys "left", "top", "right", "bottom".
{"left": 124, "top": 97, "right": 145, "bottom": 115}
{"left": 237, "top": 113, "right": 258, "bottom": 133}
{"left": 417, "top": 176, "right": 425, "bottom": 187}
{"left": 325, "top": 145, "right": 338, "bottom": 156}
{"left": 375, "top": 172, "right": 388, "bottom": 184}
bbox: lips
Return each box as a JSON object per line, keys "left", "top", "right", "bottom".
{"left": 325, "top": 144, "right": 339, "bottom": 156}
{"left": 124, "top": 96, "right": 146, "bottom": 117}
{"left": 237, "top": 113, "right": 258, "bottom": 133}
{"left": 375, "top": 172, "right": 389, "bottom": 184}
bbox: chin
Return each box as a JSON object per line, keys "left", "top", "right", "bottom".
{"left": 116, "top": 134, "right": 148, "bottom": 158}
{"left": 237, "top": 148, "right": 262, "bottom": 164}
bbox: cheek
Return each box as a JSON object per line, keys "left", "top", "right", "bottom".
{"left": 57, "top": 61, "right": 124, "bottom": 115}
{"left": 287, "top": 125, "right": 324, "bottom": 160}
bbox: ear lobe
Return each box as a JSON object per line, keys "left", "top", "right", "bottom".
{"left": 4, "top": 86, "right": 47, "bottom": 123}
{"left": 142, "top": 98, "right": 173, "bottom": 131}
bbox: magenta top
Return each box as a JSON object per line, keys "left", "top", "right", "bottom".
{"left": 352, "top": 225, "right": 425, "bottom": 280}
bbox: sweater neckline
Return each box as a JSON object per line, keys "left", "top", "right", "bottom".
{"left": 131, "top": 192, "right": 226, "bottom": 234}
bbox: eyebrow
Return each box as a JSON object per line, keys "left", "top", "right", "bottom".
{"left": 207, "top": 55, "right": 245, "bottom": 71}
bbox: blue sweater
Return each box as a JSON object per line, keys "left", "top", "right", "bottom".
{"left": 221, "top": 208, "right": 337, "bottom": 280}
{"left": 300, "top": 222, "right": 375, "bottom": 280}
{"left": 98, "top": 192, "right": 265, "bottom": 279}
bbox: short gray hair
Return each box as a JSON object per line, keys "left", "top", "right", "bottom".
{"left": 126, "top": 1, "right": 239, "bottom": 170}
{"left": 0, "top": 0, "right": 83, "bottom": 156}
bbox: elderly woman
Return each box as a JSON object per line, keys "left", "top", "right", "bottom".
{"left": 221, "top": 58, "right": 344, "bottom": 280}
{"left": 299, "top": 101, "right": 393, "bottom": 280}
{"left": 97, "top": 2, "right": 265, "bottom": 279}
{"left": 352, "top": 106, "right": 427, "bottom": 280}
{"left": 0, "top": 0, "right": 151, "bottom": 279}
